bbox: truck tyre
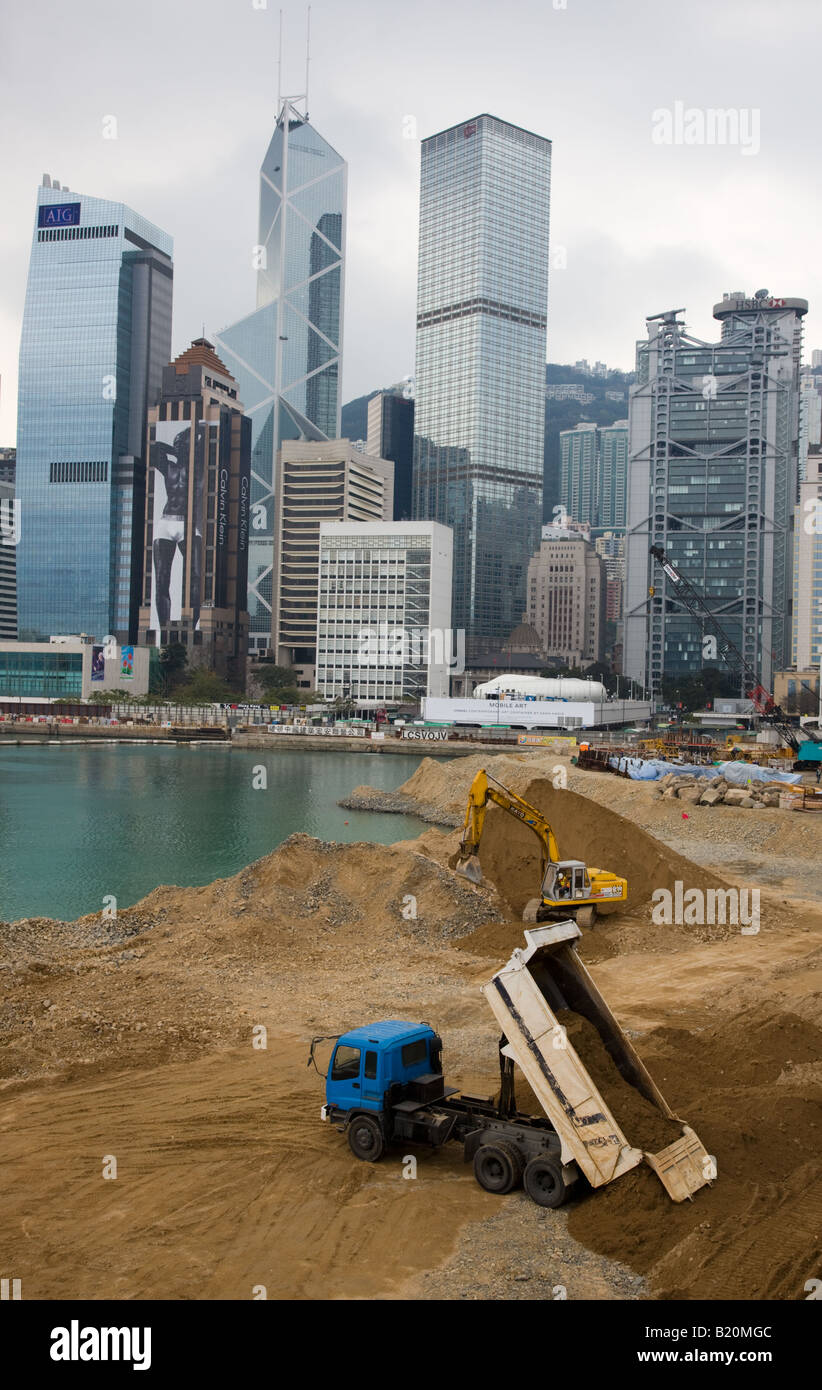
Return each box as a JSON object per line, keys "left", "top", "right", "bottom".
{"left": 575, "top": 906, "right": 596, "bottom": 930}
{"left": 522, "top": 898, "right": 542, "bottom": 924}
{"left": 473, "top": 1141, "right": 523, "bottom": 1194}
{"left": 347, "top": 1114, "right": 385, "bottom": 1162}
{"left": 523, "top": 1154, "right": 567, "bottom": 1208}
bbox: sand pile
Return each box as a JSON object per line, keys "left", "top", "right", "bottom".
{"left": 553, "top": 1011, "right": 683, "bottom": 1152}
{"left": 393, "top": 752, "right": 535, "bottom": 819}
{"left": 476, "top": 777, "right": 730, "bottom": 918}
{"left": 0, "top": 833, "right": 506, "bottom": 1086}
{"left": 348, "top": 756, "right": 740, "bottom": 932}
{"left": 349, "top": 749, "right": 822, "bottom": 907}
{"left": 566, "top": 1002, "right": 822, "bottom": 1300}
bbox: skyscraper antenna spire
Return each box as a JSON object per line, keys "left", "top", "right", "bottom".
{"left": 277, "top": 8, "right": 283, "bottom": 112}
{"left": 305, "top": 5, "right": 311, "bottom": 118}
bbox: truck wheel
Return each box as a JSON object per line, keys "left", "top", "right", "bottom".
{"left": 347, "top": 1115, "right": 385, "bottom": 1162}
{"left": 522, "top": 898, "right": 542, "bottom": 924}
{"left": 576, "top": 906, "right": 596, "bottom": 930}
{"left": 473, "top": 1141, "right": 523, "bottom": 1194}
{"left": 523, "top": 1155, "right": 567, "bottom": 1208}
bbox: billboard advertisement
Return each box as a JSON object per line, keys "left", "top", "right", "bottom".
{"left": 149, "top": 421, "right": 206, "bottom": 637}
{"left": 120, "top": 646, "right": 134, "bottom": 680}
{"left": 189, "top": 422, "right": 206, "bottom": 625}
{"left": 236, "top": 416, "right": 251, "bottom": 604}
{"left": 215, "top": 424, "right": 230, "bottom": 609}
{"left": 91, "top": 645, "right": 105, "bottom": 683}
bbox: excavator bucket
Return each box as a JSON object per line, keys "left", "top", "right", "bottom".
{"left": 451, "top": 854, "right": 483, "bottom": 885}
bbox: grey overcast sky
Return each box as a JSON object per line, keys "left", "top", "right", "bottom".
{"left": 1, "top": 0, "right": 820, "bottom": 443}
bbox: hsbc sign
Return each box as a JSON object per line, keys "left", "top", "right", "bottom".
{"left": 734, "top": 296, "right": 785, "bottom": 310}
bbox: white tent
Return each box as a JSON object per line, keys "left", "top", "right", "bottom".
{"left": 472, "top": 673, "right": 608, "bottom": 702}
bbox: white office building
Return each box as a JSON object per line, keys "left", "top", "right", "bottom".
{"left": 316, "top": 521, "right": 454, "bottom": 708}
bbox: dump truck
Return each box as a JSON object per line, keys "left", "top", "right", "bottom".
{"left": 310, "top": 921, "right": 712, "bottom": 1207}
{"left": 449, "top": 769, "right": 627, "bottom": 928}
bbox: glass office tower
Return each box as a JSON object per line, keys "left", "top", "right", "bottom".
{"left": 16, "top": 181, "right": 172, "bottom": 642}
{"left": 412, "top": 114, "right": 551, "bottom": 647}
{"left": 623, "top": 294, "right": 806, "bottom": 695}
{"left": 560, "top": 421, "right": 629, "bottom": 531}
{"left": 560, "top": 424, "right": 599, "bottom": 528}
{"left": 215, "top": 100, "right": 346, "bottom": 652}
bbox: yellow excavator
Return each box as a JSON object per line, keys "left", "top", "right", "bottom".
{"left": 449, "top": 769, "right": 628, "bottom": 929}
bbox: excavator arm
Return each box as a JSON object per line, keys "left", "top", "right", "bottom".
{"left": 450, "top": 770, "right": 561, "bottom": 884}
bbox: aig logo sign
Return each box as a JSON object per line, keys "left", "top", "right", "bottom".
{"left": 38, "top": 202, "right": 81, "bottom": 228}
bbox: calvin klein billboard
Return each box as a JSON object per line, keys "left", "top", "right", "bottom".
{"left": 149, "top": 421, "right": 206, "bottom": 636}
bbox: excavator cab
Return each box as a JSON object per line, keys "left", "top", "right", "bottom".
{"left": 450, "top": 770, "right": 628, "bottom": 931}
{"left": 543, "top": 861, "right": 591, "bottom": 903}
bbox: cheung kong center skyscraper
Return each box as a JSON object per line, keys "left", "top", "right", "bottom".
{"left": 216, "top": 97, "right": 346, "bottom": 652}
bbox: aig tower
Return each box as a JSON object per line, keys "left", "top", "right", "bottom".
{"left": 412, "top": 115, "right": 551, "bottom": 648}
{"left": 16, "top": 179, "right": 173, "bottom": 642}
{"left": 216, "top": 98, "right": 346, "bottom": 654}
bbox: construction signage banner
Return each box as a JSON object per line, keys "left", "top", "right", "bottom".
{"left": 517, "top": 734, "right": 578, "bottom": 748}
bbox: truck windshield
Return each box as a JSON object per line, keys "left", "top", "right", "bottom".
{"left": 331, "top": 1045, "right": 361, "bottom": 1080}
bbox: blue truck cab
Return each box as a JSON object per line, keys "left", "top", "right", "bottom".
{"left": 313, "top": 1015, "right": 571, "bottom": 1200}
{"left": 323, "top": 1021, "right": 441, "bottom": 1119}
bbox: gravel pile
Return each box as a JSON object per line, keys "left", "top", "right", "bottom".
{"left": 340, "top": 786, "right": 462, "bottom": 827}
{"left": 407, "top": 1200, "right": 647, "bottom": 1302}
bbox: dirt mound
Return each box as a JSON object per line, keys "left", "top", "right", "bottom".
{"left": 356, "top": 755, "right": 743, "bottom": 940}
{"left": 396, "top": 752, "right": 535, "bottom": 819}
{"left": 362, "top": 749, "right": 822, "bottom": 908}
{"left": 0, "top": 834, "right": 506, "bottom": 1087}
{"left": 477, "top": 777, "right": 730, "bottom": 920}
{"left": 553, "top": 1011, "right": 683, "bottom": 1152}
{"left": 567, "top": 1006, "right": 822, "bottom": 1300}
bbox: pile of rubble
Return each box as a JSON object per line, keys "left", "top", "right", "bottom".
{"left": 652, "top": 772, "right": 785, "bottom": 809}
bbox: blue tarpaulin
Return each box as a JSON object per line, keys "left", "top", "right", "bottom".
{"left": 608, "top": 756, "right": 801, "bottom": 786}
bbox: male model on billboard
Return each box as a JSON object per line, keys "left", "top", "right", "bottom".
{"left": 151, "top": 426, "right": 202, "bottom": 627}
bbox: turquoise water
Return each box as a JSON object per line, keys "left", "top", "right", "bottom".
{"left": 0, "top": 744, "right": 427, "bottom": 923}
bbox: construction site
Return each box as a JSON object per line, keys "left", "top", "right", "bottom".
{"left": 1, "top": 743, "right": 819, "bottom": 1303}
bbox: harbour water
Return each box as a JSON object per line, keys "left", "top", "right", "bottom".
{"left": 0, "top": 744, "right": 427, "bottom": 923}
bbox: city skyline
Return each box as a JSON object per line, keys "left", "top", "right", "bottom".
{"left": 3, "top": 0, "right": 822, "bottom": 446}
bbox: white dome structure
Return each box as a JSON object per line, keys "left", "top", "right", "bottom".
{"left": 472, "top": 673, "right": 608, "bottom": 702}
